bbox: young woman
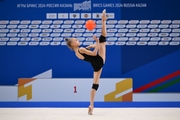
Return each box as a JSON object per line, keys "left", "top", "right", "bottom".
{"left": 65, "top": 9, "right": 107, "bottom": 115}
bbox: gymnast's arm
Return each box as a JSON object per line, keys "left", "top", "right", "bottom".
{"left": 86, "top": 44, "right": 96, "bottom": 49}
{"left": 79, "top": 35, "right": 99, "bottom": 56}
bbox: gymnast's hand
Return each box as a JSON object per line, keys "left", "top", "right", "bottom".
{"left": 92, "top": 35, "right": 99, "bottom": 42}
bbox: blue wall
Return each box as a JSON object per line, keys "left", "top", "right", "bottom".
{"left": 0, "top": 0, "right": 180, "bottom": 93}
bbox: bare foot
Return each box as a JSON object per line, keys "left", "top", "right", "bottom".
{"left": 102, "top": 9, "right": 107, "bottom": 21}
{"left": 88, "top": 105, "right": 93, "bottom": 115}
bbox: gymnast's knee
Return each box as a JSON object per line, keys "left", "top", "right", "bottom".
{"left": 92, "top": 84, "right": 99, "bottom": 91}
{"left": 99, "top": 35, "right": 106, "bottom": 43}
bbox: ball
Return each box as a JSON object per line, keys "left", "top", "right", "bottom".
{"left": 85, "top": 20, "right": 96, "bottom": 31}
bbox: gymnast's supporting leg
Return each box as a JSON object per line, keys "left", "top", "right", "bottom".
{"left": 88, "top": 69, "right": 102, "bottom": 115}
{"left": 88, "top": 10, "right": 107, "bottom": 115}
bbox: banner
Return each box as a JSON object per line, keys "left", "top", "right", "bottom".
{"left": 0, "top": 0, "right": 180, "bottom": 102}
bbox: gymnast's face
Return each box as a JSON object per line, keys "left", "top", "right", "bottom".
{"left": 71, "top": 38, "right": 80, "bottom": 48}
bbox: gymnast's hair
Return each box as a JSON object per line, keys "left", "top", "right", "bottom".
{"left": 65, "top": 38, "right": 73, "bottom": 50}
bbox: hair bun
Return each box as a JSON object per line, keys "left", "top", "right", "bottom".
{"left": 65, "top": 38, "right": 69, "bottom": 42}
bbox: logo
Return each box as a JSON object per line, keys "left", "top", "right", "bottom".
{"left": 84, "top": 14, "right": 88, "bottom": 18}
{"left": 74, "top": 0, "right": 91, "bottom": 11}
{"left": 104, "top": 78, "right": 133, "bottom": 102}
{"left": 18, "top": 78, "right": 35, "bottom": 101}
{"left": 96, "top": 14, "right": 100, "bottom": 18}
{"left": 73, "top": 14, "right": 77, "bottom": 18}
{"left": 81, "top": 13, "right": 91, "bottom": 19}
